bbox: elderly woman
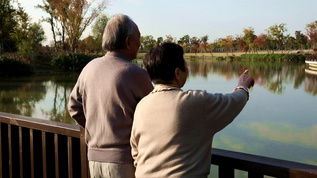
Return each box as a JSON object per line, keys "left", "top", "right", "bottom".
{"left": 130, "top": 42, "right": 254, "bottom": 178}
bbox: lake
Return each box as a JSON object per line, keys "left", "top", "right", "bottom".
{"left": 0, "top": 59, "right": 316, "bottom": 170}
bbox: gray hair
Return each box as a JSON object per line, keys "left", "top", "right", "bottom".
{"left": 102, "top": 14, "right": 138, "bottom": 51}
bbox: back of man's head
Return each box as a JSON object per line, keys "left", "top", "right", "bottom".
{"left": 102, "top": 14, "right": 137, "bottom": 51}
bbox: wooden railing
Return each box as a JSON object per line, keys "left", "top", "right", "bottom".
{"left": 0, "top": 112, "right": 88, "bottom": 178}
{"left": 1, "top": 112, "right": 317, "bottom": 178}
{"left": 212, "top": 148, "right": 317, "bottom": 178}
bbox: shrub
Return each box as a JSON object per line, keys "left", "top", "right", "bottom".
{"left": 227, "top": 56, "right": 235, "bottom": 61}
{"left": 216, "top": 56, "right": 225, "bottom": 61}
{"left": 282, "top": 54, "right": 306, "bottom": 62}
{"left": 189, "top": 55, "right": 199, "bottom": 60}
{"left": 0, "top": 55, "right": 34, "bottom": 76}
{"left": 239, "top": 54, "right": 306, "bottom": 62}
{"left": 51, "top": 53, "right": 100, "bottom": 72}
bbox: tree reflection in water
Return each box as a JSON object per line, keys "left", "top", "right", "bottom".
{"left": 187, "top": 60, "right": 316, "bottom": 95}
{"left": 0, "top": 73, "right": 78, "bottom": 124}
{"left": 1, "top": 61, "right": 317, "bottom": 168}
{"left": 0, "top": 77, "right": 47, "bottom": 116}
{"left": 305, "top": 72, "right": 317, "bottom": 96}
{"left": 0, "top": 61, "right": 316, "bottom": 123}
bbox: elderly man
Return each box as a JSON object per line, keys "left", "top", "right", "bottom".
{"left": 68, "top": 14, "right": 153, "bottom": 178}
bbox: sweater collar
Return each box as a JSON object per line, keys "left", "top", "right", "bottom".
{"left": 151, "top": 84, "right": 182, "bottom": 94}
{"left": 106, "top": 51, "right": 132, "bottom": 61}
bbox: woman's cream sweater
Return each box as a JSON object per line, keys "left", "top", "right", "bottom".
{"left": 131, "top": 85, "right": 248, "bottom": 177}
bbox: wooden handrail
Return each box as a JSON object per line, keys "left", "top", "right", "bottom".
{"left": 0, "top": 112, "right": 80, "bottom": 138}
{"left": 0, "top": 112, "right": 88, "bottom": 178}
{"left": 211, "top": 148, "right": 317, "bottom": 178}
{"left": 1, "top": 112, "right": 316, "bottom": 178}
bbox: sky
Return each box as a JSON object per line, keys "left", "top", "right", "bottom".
{"left": 18, "top": 0, "right": 317, "bottom": 45}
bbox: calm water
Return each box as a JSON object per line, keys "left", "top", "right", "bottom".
{"left": 1, "top": 60, "right": 317, "bottom": 169}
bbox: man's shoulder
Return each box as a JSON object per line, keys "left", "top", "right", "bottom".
{"left": 121, "top": 61, "right": 147, "bottom": 76}
{"left": 84, "top": 56, "right": 105, "bottom": 66}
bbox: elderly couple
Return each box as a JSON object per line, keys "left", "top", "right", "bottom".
{"left": 68, "top": 14, "right": 254, "bottom": 178}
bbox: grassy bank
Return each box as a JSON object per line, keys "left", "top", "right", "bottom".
{"left": 2, "top": 50, "right": 311, "bottom": 77}
{"left": 138, "top": 50, "right": 312, "bottom": 60}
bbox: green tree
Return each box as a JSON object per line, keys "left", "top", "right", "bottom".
{"left": 214, "top": 38, "right": 224, "bottom": 52}
{"left": 266, "top": 23, "right": 287, "bottom": 51}
{"left": 208, "top": 43, "right": 216, "bottom": 57}
{"left": 294, "top": 31, "right": 307, "bottom": 50}
{"left": 0, "top": 0, "right": 16, "bottom": 54}
{"left": 156, "top": 37, "right": 163, "bottom": 46}
{"left": 284, "top": 35, "right": 296, "bottom": 51}
{"left": 140, "top": 35, "right": 155, "bottom": 52}
{"left": 164, "top": 35, "right": 176, "bottom": 43}
{"left": 242, "top": 27, "right": 256, "bottom": 53}
{"left": 17, "top": 23, "right": 45, "bottom": 61}
{"left": 218, "top": 38, "right": 226, "bottom": 52}
{"left": 12, "top": 6, "right": 30, "bottom": 44}
{"left": 92, "top": 14, "right": 109, "bottom": 52}
{"left": 8, "top": 5, "right": 45, "bottom": 60}
{"left": 178, "top": 35, "right": 190, "bottom": 53}
{"left": 200, "top": 35, "right": 209, "bottom": 53}
{"left": 189, "top": 36, "right": 200, "bottom": 53}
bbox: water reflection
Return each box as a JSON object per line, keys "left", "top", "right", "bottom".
{"left": 1, "top": 61, "right": 316, "bottom": 122}
{"left": 0, "top": 77, "right": 46, "bottom": 116}
{"left": 187, "top": 60, "right": 317, "bottom": 95}
{"left": 1, "top": 60, "right": 317, "bottom": 166}
{"left": 0, "top": 73, "right": 78, "bottom": 124}
{"left": 305, "top": 72, "right": 317, "bottom": 95}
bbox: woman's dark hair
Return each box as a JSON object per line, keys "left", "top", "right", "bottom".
{"left": 143, "top": 42, "right": 186, "bottom": 83}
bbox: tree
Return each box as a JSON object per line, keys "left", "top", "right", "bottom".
{"left": 17, "top": 23, "right": 45, "bottom": 61}
{"left": 36, "top": 0, "right": 63, "bottom": 52}
{"left": 0, "top": 1, "right": 45, "bottom": 58}
{"left": 294, "top": 31, "right": 307, "bottom": 50}
{"left": 306, "top": 21, "right": 317, "bottom": 50}
{"left": 178, "top": 35, "right": 190, "bottom": 53}
{"left": 208, "top": 43, "right": 216, "bottom": 57}
{"left": 92, "top": 14, "right": 109, "bottom": 52}
{"left": 200, "top": 35, "right": 209, "bottom": 53}
{"left": 29, "top": 23, "right": 46, "bottom": 46}
{"left": 140, "top": 35, "right": 155, "bottom": 52}
{"left": 77, "top": 35, "right": 96, "bottom": 52}
{"left": 242, "top": 27, "right": 256, "bottom": 53}
{"left": 220, "top": 36, "right": 234, "bottom": 56}
{"left": 0, "top": 0, "right": 16, "bottom": 54}
{"left": 266, "top": 23, "right": 287, "bottom": 51}
{"left": 46, "top": 0, "right": 108, "bottom": 52}
{"left": 214, "top": 38, "right": 224, "bottom": 52}
{"left": 189, "top": 36, "right": 200, "bottom": 54}
{"left": 254, "top": 33, "right": 269, "bottom": 52}
{"left": 218, "top": 38, "right": 227, "bottom": 53}
{"left": 284, "top": 35, "right": 296, "bottom": 51}
{"left": 156, "top": 37, "right": 163, "bottom": 46}
{"left": 238, "top": 39, "right": 248, "bottom": 53}
{"left": 164, "top": 35, "right": 176, "bottom": 43}
{"left": 12, "top": 6, "right": 30, "bottom": 42}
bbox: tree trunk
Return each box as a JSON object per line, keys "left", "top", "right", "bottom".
{"left": 0, "top": 40, "right": 3, "bottom": 55}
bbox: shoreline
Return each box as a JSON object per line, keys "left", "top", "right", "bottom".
{"left": 138, "top": 50, "right": 314, "bottom": 59}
